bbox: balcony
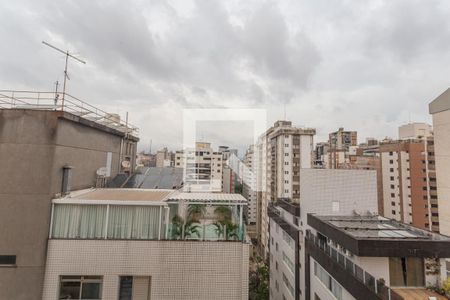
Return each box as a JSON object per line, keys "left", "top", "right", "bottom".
{"left": 305, "top": 231, "right": 403, "bottom": 300}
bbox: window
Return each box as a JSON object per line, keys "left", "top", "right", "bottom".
{"left": 118, "top": 276, "right": 151, "bottom": 300}
{"left": 390, "top": 176, "right": 394, "bottom": 181}
{"left": 314, "top": 262, "right": 342, "bottom": 300}
{"left": 59, "top": 276, "right": 102, "bottom": 300}
{"left": 282, "top": 272, "right": 295, "bottom": 296}
{"left": 390, "top": 159, "right": 394, "bottom": 164}
{"left": 0, "top": 255, "right": 16, "bottom": 266}
{"left": 282, "top": 251, "right": 295, "bottom": 274}
{"left": 392, "top": 210, "right": 396, "bottom": 215}
{"left": 390, "top": 168, "right": 394, "bottom": 172}
{"left": 390, "top": 184, "right": 395, "bottom": 189}
{"left": 119, "top": 276, "right": 133, "bottom": 300}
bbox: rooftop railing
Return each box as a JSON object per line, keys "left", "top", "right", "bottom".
{"left": 306, "top": 231, "right": 404, "bottom": 300}
{"left": 0, "top": 90, "right": 139, "bottom": 137}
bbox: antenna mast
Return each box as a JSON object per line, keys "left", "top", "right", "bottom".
{"left": 42, "top": 41, "right": 86, "bottom": 109}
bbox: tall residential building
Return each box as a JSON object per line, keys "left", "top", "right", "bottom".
{"left": 268, "top": 199, "right": 300, "bottom": 300}
{"left": 174, "top": 142, "right": 223, "bottom": 192}
{"left": 156, "top": 147, "right": 174, "bottom": 167}
{"left": 243, "top": 145, "right": 257, "bottom": 226}
{"left": 313, "top": 142, "right": 329, "bottom": 168}
{"left": 429, "top": 87, "right": 450, "bottom": 237}
{"left": 379, "top": 134, "right": 439, "bottom": 232}
{"left": 0, "top": 91, "right": 138, "bottom": 300}
{"left": 399, "top": 122, "right": 433, "bottom": 140}
{"left": 256, "top": 120, "right": 315, "bottom": 259}
{"left": 328, "top": 127, "right": 357, "bottom": 169}
{"left": 41, "top": 189, "right": 249, "bottom": 299}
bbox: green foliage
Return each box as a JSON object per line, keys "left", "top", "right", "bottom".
{"left": 442, "top": 277, "right": 450, "bottom": 294}
{"left": 213, "top": 220, "right": 240, "bottom": 241}
{"left": 214, "top": 205, "right": 232, "bottom": 222}
{"left": 170, "top": 214, "right": 201, "bottom": 240}
{"left": 187, "top": 204, "right": 206, "bottom": 222}
{"left": 249, "top": 258, "right": 269, "bottom": 300}
{"left": 184, "top": 220, "right": 201, "bottom": 239}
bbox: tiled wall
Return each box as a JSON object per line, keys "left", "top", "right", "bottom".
{"left": 42, "top": 240, "right": 249, "bottom": 300}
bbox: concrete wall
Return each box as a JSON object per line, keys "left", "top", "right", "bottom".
{"left": 432, "top": 109, "right": 450, "bottom": 236}
{"left": 0, "top": 109, "right": 137, "bottom": 300}
{"left": 42, "top": 240, "right": 249, "bottom": 300}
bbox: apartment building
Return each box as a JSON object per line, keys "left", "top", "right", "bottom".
{"left": 399, "top": 122, "right": 432, "bottom": 140}
{"left": 313, "top": 142, "right": 329, "bottom": 168}
{"left": 243, "top": 145, "right": 257, "bottom": 226}
{"left": 379, "top": 136, "right": 439, "bottom": 232}
{"left": 0, "top": 90, "right": 138, "bottom": 300}
{"left": 155, "top": 147, "right": 174, "bottom": 167}
{"left": 268, "top": 199, "right": 300, "bottom": 300}
{"left": 327, "top": 127, "right": 357, "bottom": 169}
{"left": 305, "top": 215, "right": 450, "bottom": 300}
{"left": 41, "top": 189, "right": 249, "bottom": 300}
{"left": 296, "top": 169, "right": 379, "bottom": 299}
{"left": 429, "top": 87, "right": 450, "bottom": 237}
{"left": 256, "top": 120, "right": 315, "bottom": 260}
{"left": 174, "top": 142, "right": 223, "bottom": 192}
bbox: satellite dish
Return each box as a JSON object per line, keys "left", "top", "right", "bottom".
{"left": 96, "top": 167, "right": 108, "bottom": 177}
{"left": 121, "top": 160, "right": 131, "bottom": 168}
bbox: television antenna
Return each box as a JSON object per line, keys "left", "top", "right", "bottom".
{"left": 42, "top": 41, "right": 86, "bottom": 109}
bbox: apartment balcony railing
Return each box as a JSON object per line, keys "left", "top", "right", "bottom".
{"left": 305, "top": 231, "right": 404, "bottom": 300}
{"left": 0, "top": 90, "right": 139, "bottom": 137}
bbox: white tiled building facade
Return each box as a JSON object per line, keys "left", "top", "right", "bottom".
{"left": 42, "top": 240, "right": 249, "bottom": 300}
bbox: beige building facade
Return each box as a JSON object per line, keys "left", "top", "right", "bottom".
{"left": 0, "top": 105, "right": 138, "bottom": 300}
{"left": 430, "top": 88, "right": 450, "bottom": 236}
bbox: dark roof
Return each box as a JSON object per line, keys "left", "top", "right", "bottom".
{"left": 124, "top": 167, "right": 183, "bottom": 189}
{"left": 308, "top": 214, "right": 450, "bottom": 257}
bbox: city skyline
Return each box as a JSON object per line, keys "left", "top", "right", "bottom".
{"left": 2, "top": 0, "right": 450, "bottom": 152}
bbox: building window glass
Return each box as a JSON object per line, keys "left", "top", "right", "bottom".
{"left": 282, "top": 251, "right": 295, "bottom": 274}
{"left": 59, "top": 276, "right": 102, "bottom": 300}
{"left": 314, "top": 262, "right": 342, "bottom": 300}
{"left": 389, "top": 257, "right": 424, "bottom": 287}
{"left": 282, "top": 272, "right": 295, "bottom": 296}
{"left": 118, "top": 276, "right": 133, "bottom": 300}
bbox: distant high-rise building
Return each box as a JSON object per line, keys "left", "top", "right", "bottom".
{"left": 156, "top": 147, "right": 174, "bottom": 167}
{"left": 327, "top": 127, "right": 357, "bottom": 169}
{"left": 174, "top": 142, "right": 224, "bottom": 192}
{"left": 399, "top": 122, "right": 433, "bottom": 140}
{"left": 313, "top": 142, "right": 329, "bottom": 168}
{"left": 254, "top": 120, "right": 315, "bottom": 259}
{"left": 379, "top": 135, "right": 438, "bottom": 232}
{"left": 243, "top": 145, "right": 257, "bottom": 227}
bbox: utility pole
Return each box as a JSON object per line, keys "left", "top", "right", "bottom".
{"left": 42, "top": 41, "right": 86, "bottom": 110}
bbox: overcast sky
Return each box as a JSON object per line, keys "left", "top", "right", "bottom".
{"left": 2, "top": 0, "right": 450, "bottom": 155}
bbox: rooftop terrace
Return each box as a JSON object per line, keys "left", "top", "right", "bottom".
{"left": 0, "top": 90, "right": 138, "bottom": 137}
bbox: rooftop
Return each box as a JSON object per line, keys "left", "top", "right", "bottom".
{"left": 69, "top": 188, "right": 174, "bottom": 202}
{"left": 0, "top": 90, "right": 139, "bottom": 137}
{"left": 319, "top": 215, "right": 449, "bottom": 240}
{"left": 308, "top": 214, "right": 450, "bottom": 257}
{"left": 167, "top": 192, "right": 247, "bottom": 205}
{"left": 429, "top": 87, "right": 450, "bottom": 114}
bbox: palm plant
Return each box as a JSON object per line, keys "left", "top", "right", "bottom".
{"left": 187, "top": 204, "right": 206, "bottom": 222}
{"left": 184, "top": 220, "right": 201, "bottom": 239}
{"left": 213, "top": 220, "right": 240, "bottom": 241}
{"left": 170, "top": 214, "right": 184, "bottom": 239}
{"left": 214, "top": 205, "right": 232, "bottom": 222}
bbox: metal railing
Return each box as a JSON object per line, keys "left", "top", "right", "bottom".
{"left": 0, "top": 90, "right": 139, "bottom": 137}
{"left": 306, "top": 231, "right": 404, "bottom": 300}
